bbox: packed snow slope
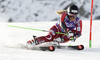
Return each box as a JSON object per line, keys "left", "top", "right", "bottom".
{"left": 0, "top": 20, "right": 100, "bottom": 60}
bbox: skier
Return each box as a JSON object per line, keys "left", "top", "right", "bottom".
{"left": 27, "top": 4, "right": 82, "bottom": 46}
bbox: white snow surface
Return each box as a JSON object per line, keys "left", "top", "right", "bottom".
{"left": 0, "top": 20, "right": 100, "bottom": 60}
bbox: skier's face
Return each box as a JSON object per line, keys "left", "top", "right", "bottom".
{"left": 69, "top": 14, "right": 77, "bottom": 21}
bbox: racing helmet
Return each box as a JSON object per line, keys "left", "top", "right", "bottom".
{"left": 67, "top": 4, "right": 79, "bottom": 15}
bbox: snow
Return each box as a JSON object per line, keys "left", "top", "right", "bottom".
{"left": 0, "top": 20, "right": 100, "bottom": 60}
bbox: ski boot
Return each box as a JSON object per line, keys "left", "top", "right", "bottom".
{"left": 27, "top": 39, "right": 38, "bottom": 45}
{"left": 27, "top": 39, "right": 35, "bottom": 45}
{"left": 27, "top": 35, "right": 39, "bottom": 45}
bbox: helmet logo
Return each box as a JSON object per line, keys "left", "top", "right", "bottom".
{"left": 71, "top": 10, "right": 78, "bottom": 13}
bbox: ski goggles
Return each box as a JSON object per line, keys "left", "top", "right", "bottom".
{"left": 68, "top": 14, "right": 77, "bottom": 18}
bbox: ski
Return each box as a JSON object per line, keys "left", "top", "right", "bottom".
{"left": 31, "top": 45, "right": 84, "bottom": 51}
{"left": 68, "top": 45, "right": 84, "bottom": 50}
{"left": 55, "top": 45, "right": 84, "bottom": 50}
{"left": 37, "top": 45, "right": 84, "bottom": 51}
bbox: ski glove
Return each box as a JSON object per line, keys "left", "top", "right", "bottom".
{"left": 68, "top": 30, "right": 74, "bottom": 37}
{"left": 70, "top": 36, "right": 76, "bottom": 42}
{"left": 70, "top": 34, "right": 81, "bottom": 42}
{"left": 67, "top": 30, "right": 75, "bottom": 42}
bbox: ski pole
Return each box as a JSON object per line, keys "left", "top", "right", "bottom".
{"left": 8, "top": 25, "right": 74, "bottom": 40}
{"left": 8, "top": 25, "right": 67, "bottom": 34}
{"left": 8, "top": 25, "right": 49, "bottom": 32}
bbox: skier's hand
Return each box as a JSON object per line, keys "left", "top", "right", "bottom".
{"left": 70, "top": 34, "right": 81, "bottom": 42}
{"left": 70, "top": 36, "right": 76, "bottom": 42}
{"left": 68, "top": 30, "right": 74, "bottom": 37}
